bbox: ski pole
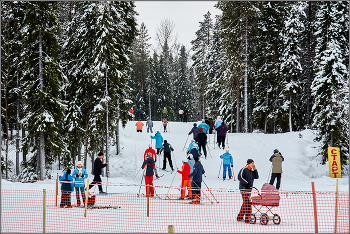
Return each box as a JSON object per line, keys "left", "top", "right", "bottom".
{"left": 133, "top": 167, "right": 142, "bottom": 180}
{"left": 172, "top": 151, "right": 178, "bottom": 170}
{"left": 203, "top": 180, "right": 219, "bottom": 203}
{"left": 206, "top": 144, "right": 212, "bottom": 158}
{"left": 217, "top": 160, "right": 223, "bottom": 178}
{"left": 137, "top": 174, "right": 144, "bottom": 197}
{"left": 166, "top": 170, "right": 177, "bottom": 196}
{"left": 191, "top": 180, "right": 213, "bottom": 204}
{"left": 182, "top": 135, "right": 189, "bottom": 152}
{"left": 106, "top": 162, "right": 109, "bottom": 193}
{"left": 231, "top": 166, "right": 236, "bottom": 181}
{"left": 267, "top": 165, "right": 272, "bottom": 183}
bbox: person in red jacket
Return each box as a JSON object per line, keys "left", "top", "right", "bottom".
{"left": 143, "top": 144, "right": 157, "bottom": 161}
{"left": 177, "top": 158, "right": 192, "bottom": 199}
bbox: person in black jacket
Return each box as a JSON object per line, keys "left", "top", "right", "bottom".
{"left": 189, "top": 157, "right": 205, "bottom": 203}
{"left": 187, "top": 145, "right": 202, "bottom": 158}
{"left": 197, "top": 128, "right": 208, "bottom": 158}
{"left": 237, "top": 159, "right": 259, "bottom": 223}
{"left": 89, "top": 152, "right": 108, "bottom": 194}
{"left": 142, "top": 153, "right": 158, "bottom": 196}
{"left": 159, "top": 140, "right": 174, "bottom": 171}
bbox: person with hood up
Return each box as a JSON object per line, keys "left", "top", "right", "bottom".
{"left": 150, "top": 131, "right": 163, "bottom": 154}
{"left": 208, "top": 117, "right": 214, "bottom": 134}
{"left": 187, "top": 139, "right": 199, "bottom": 153}
{"left": 177, "top": 158, "right": 192, "bottom": 199}
{"left": 215, "top": 116, "right": 222, "bottom": 128}
{"left": 59, "top": 169, "right": 74, "bottom": 208}
{"left": 162, "top": 118, "right": 168, "bottom": 132}
{"left": 189, "top": 157, "right": 205, "bottom": 203}
{"left": 146, "top": 117, "right": 153, "bottom": 133}
{"left": 216, "top": 122, "right": 229, "bottom": 149}
{"left": 142, "top": 153, "right": 159, "bottom": 196}
{"left": 220, "top": 149, "right": 234, "bottom": 180}
{"left": 72, "top": 161, "right": 88, "bottom": 206}
{"left": 188, "top": 123, "right": 199, "bottom": 141}
{"left": 198, "top": 119, "right": 210, "bottom": 134}
{"left": 196, "top": 127, "right": 208, "bottom": 158}
{"left": 237, "top": 159, "right": 259, "bottom": 223}
{"left": 135, "top": 120, "right": 144, "bottom": 132}
{"left": 269, "top": 149, "right": 284, "bottom": 190}
{"left": 159, "top": 140, "right": 174, "bottom": 171}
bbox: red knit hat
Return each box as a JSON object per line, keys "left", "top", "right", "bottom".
{"left": 199, "top": 127, "right": 203, "bottom": 132}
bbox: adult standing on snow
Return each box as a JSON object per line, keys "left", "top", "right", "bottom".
{"left": 135, "top": 120, "right": 144, "bottom": 132}
{"left": 137, "top": 108, "right": 144, "bottom": 121}
{"left": 179, "top": 109, "right": 184, "bottom": 122}
{"left": 146, "top": 117, "right": 153, "bottom": 133}
{"left": 198, "top": 119, "right": 210, "bottom": 134}
{"left": 177, "top": 158, "right": 192, "bottom": 199}
{"left": 142, "top": 153, "right": 159, "bottom": 197}
{"left": 220, "top": 149, "right": 234, "bottom": 180}
{"left": 162, "top": 107, "right": 168, "bottom": 118}
{"left": 216, "top": 122, "right": 229, "bottom": 149}
{"left": 269, "top": 149, "right": 284, "bottom": 190}
{"left": 188, "top": 123, "right": 199, "bottom": 141}
{"left": 72, "top": 161, "right": 88, "bottom": 206}
{"left": 237, "top": 159, "right": 259, "bottom": 223}
{"left": 189, "top": 157, "right": 205, "bottom": 203}
{"left": 159, "top": 140, "right": 174, "bottom": 171}
{"left": 151, "top": 131, "right": 163, "bottom": 154}
{"left": 59, "top": 169, "right": 74, "bottom": 208}
{"left": 197, "top": 128, "right": 208, "bottom": 159}
{"left": 184, "top": 109, "right": 188, "bottom": 123}
{"left": 162, "top": 118, "right": 168, "bottom": 132}
{"left": 208, "top": 117, "right": 214, "bottom": 134}
{"left": 89, "top": 152, "right": 108, "bottom": 194}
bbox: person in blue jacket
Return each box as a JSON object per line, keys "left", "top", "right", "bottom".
{"left": 151, "top": 131, "right": 163, "bottom": 154}
{"left": 189, "top": 156, "right": 205, "bottom": 204}
{"left": 187, "top": 139, "right": 199, "bottom": 153}
{"left": 187, "top": 154, "right": 195, "bottom": 174}
{"left": 215, "top": 116, "right": 222, "bottom": 128}
{"left": 59, "top": 169, "right": 74, "bottom": 208}
{"left": 220, "top": 149, "right": 234, "bottom": 180}
{"left": 198, "top": 119, "right": 210, "bottom": 134}
{"left": 72, "top": 161, "right": 88, "bottom": 206}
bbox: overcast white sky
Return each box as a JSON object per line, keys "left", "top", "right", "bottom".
{"left": 134, "top": 1, "right": 222, "bottom": 53}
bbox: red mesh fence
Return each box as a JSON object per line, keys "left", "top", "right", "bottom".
{"left": 1, "top": 182, "right": 349, "bottom": 233}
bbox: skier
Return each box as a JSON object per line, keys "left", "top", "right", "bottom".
{"left": 89, "top": 152, "right": 108, "bottom": 194}
{"left": 216, "top": 122, "right": 229, "bottom": 149}
{"left": 162, "top": 107, "right": 168, "bottom": 118}
{"left": 237, "top": 159, "right": 259, "bottom": 223}
{"left": 177, "top": 158, "right": 192, "bottom": 199}
{"left": 187, "top": 139, "right": 199, "bottom": 153}
{"left": 269, "top": 149, "right": 284, "bottom": 190}
{"left": 188, "top": 123, "right": 199, "bottom": 142}
{"left": 146, "top": 117, "right": 153, "bottom": 133}
{"left": 72, "top": 161, "right": 88, "bottom": 206}
{"left": 198, "top": 119, "right": 210, "bottom": 134}
{"left": 208, "top": 117, "right": 214, "bottom": 134}
{"left": 187, "top": 154, "right": 195, "bottom": 174}
{"left": 137, "top": 108, "right": 144, "bottom": 121}
{"left": 179, "top": 109, "right": 184, "bottom": 122}
{"left": 59, "top": 169, "right": 74, "bottom": 208}
{"left": 135, "top": 120, "right": 144, "bottom": 133}
{"left": 189, "top": 157, "right": 205, "bottom": 204}
{"left": 162, "top": 118, "right": 168, "bottom": 132}
{"left": 196, "top": 128, "right": 207, "bottom": 159}
{"left": 220, "top": 149, "right": 234, "bottom": 180}
{"left": 150, "top": 131, "right": 163, "bottom": 154}
{"left": 183, "top": 109, "right": 188, "bottom": 123}
{"left": 144, "top": 144, "right": 157, "bottom": 161}
{"left": 159, "top": 140, "right": 174, "bottom": 171}
{"left": 141, "top": 153, "right": 159, "bottom": 197}
{"left": 188, "top": 144, "right": 201, "bottom": 158}
{"left": 215, "top": 116, "right": 222, "bottom": 128}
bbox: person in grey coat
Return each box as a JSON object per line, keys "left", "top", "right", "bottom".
{"left": 146, "top": 117, "right": 153, "bottom": 133}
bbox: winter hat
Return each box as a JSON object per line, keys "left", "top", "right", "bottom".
{"left": 98, "top": 152, "right": 104, "bottom": 157}
{"left": 273, "top": 149, "right": 279, "bottom": 154}
{"left": 217, "top": 116, "right": 221, "bottom": 119}
{"left": 66, "top": 169, "right": 71, "bottom": 174}
{"left": 77, "top": 161, "right": 83, "bottom": 166}
{"left": 226, "top": 149, "right": 229, "bottom": 152}
{"left": 199, "top": 127, "right": 203, "bottom": 132}
{"left": 187, "top": 154, "right": 193, "bottom": 159}
{"left": 247, "top": 159, "right": 254, "bottom": 165}
{"left": 202, "top": 119, "right": 205, "bottom": 122}
{"left": 164, "top": 140, "right": 167, "bottom": 143}
{"left": 182, "top": 158, "right": 188, "bottom": 162}
{"left": 191, "top": 139, "right": 195, "bottom": 143}
{"left": 193, "top": 123, "right": 197, "bottom": 127}
{"left": 148, "top": 144, "right": 152, "bottom": 148}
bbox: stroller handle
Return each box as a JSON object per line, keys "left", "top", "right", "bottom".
{"left": 251, "top": 186, "right": 261, "bottom": 196}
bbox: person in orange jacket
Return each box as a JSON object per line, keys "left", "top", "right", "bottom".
{"left": 177, "top": 158, "right": 192, "bottom": 200}
{"left": 135, "top": 120, "right": 144, "bottom": 132}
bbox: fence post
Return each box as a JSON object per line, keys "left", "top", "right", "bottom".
{"left": 55, "top": 173, "right": 58, "bottom": 206}
{"left": 311, "top": 182, "right": 318, "bottom": 233}
{"left": 334, "top": 179, "right": 339, "bottom": 233}
{"left": 168, "top": 225, "right": 174, "bottom": 233}
{"left": 43, "top": 189, "right": 46, "bottom": 233}
{"left": 147, "top": 185, "right": 149, "bottom": 217}
{"left": 84, "top": 179, "right": 89, "bottom": 217}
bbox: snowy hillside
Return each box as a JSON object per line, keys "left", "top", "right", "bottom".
{"left": 2, "top": 120, "right": 348, "bottom": 192}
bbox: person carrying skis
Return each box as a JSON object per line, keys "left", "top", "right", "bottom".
{"left": 150, "top": 131, "right": 163, "bottom": 154}
{"left": 220, "top": 149, "right": 234, "bottom": 180}
{"left": 269, "top": 149, "right": 284, "bottom": 190}
{"left": 159, "top": 140, "right": 174, "bottom": 171}
{"left": 162, "top": 118, "right": 168, "bottom": 132}
{"left": 184, "top": 109, "right": 188, "bottom": 123}
{"left": 162, "top": 107, "right": 168, "bottom": 118}
{"left": 72, "top": 161, "right": 88, "bottom": 206}
{"left": 135, "top": 120, "right": 144, "bottom": 133}
{"left": 188, "top": 123, "right": 199, "bottom": 141}
{"left": 197, "top": 127, "right": 208, "bottom": 159}
{"left": 59, "top": 169, "right": 74, "bottom": 208}
{"left": 146, "top": 117, "right": 153, "bottom": 133}
{"left": 216, "top": 122, "right": 229, "bottom": 149}
{"left": 187, "top": 139, "right": 199, "bottom": 153}
{"left": 208, "top": 117, "right": 214, "bottom": 134}
{"left": 198, "top": 119, "right": 210, "bottom": 134}
{"left": 237, "top": 159, "right": 259, "bottom": 223}
{"left": 142, "top": 153, "right": 159, "bottom": 197}
{"left": 189, "top": 157, "right": 205, "bottom": 204}
{"left": 177, "top": 158, "right": 192, "bottom": 199}
{"left": 89, "top": 152, "right": 108, "bottom": 194}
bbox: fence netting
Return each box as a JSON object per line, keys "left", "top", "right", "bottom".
{"left": 1, "top": 182, "right": 349, "bottom": 233}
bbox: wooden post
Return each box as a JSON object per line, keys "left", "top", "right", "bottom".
{"left": 84, "top": 179, "right": 89, "bottom": 217}
{"left": 55, "top": 173, "right": 58, "bottom": 206}
{"left": 168, "top": 225, "right": 174, "bottom": 233}
{"left": 334, "top": 179, "right": 339, "bottom": 233}
{"left": 43, "top": 189, "right": 46, "bottom": 233}
{"left": 147, "top": 185, "right": 149, "bottom": 217}
{"left": 311, "top": 182, "right": 318, "bottom": 233}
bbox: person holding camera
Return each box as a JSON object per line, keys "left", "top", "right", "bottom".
{"left": 269, "top": 149, "right": 284, "bottom": 190}
{"left": 72, "top": 161, "right": 88, "bottom": 206}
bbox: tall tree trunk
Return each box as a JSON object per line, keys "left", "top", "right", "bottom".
{"left": 39, "top": 31, "right": 46, "bottom": 180}
{"left": 289, "top": 97, "right": 292, "bottom": 132}
{"left": 306, "top": 1, "right": 312, "bottom": 126}
{"left": 78, "top": 143, "right": 81, "bottom": 162}
{"left": 16, "top": 73, "right": 20, "bottom": 176}
{"left": 4, "top": 20, "right": 10, "bottom": 179}
{"left": 22, "top": 126, "right": 26, "bottom": 162}
{"left": 236, "top": 78, "right": 240, "bottom": 133}
{"left": 83, "top": 124, "right": 89, "bottom": 169}
{"left": 244, "top": 12, "right": 248, "bottom": 133}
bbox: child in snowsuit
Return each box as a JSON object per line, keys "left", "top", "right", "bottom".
{"left": 220, "top": 149, "right": 234, "bottom": 180}
{"left": 177, "top": 158, "right": 192, "bottom": 199}
{"left": 59, "top": 169, "right": 74, "bottom": 208}
{"left": 72, "top": 161, "right": 88, "bottom": 206}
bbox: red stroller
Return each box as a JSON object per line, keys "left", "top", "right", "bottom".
{"left": 250, "top": 183, "right": 281, "bottom": 225}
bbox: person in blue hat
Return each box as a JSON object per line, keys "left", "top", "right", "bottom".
{"left": 188, "top": 123, "right": 199, "bottom": 141}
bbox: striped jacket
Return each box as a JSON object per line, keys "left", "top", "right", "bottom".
{"left": 238, "top": 166, "right": 259, "bottom": 190}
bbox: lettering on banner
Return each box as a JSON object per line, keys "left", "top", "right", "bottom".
{"left": 328, "top": 147, "right": 341, "bottom": 178}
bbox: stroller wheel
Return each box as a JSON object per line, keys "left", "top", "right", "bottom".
{"left": 249, "top": 214, "right": 256, "bottom": 224}
{"left": 273, "top": 214, "right": 281, "bottom": 225}
{"left": 260, "top": 213, "right": 269, "bottom": 225}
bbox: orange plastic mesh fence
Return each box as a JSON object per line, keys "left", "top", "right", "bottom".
{"left": 1, "top": 183, "right": 349, "bottom": 233}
